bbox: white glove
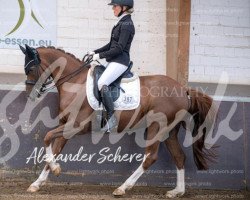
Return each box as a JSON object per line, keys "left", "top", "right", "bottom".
{"left": 92, "top": 54, "right": 100, "bottom": 61}
{"left": 87, "top": 51, "right": 95, "bottom": 56}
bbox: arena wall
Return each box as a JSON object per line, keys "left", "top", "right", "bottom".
{"left": 0, "top": 89, "right": 249, "bottom": 190}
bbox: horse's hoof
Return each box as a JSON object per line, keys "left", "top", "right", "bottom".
{"left": 166, "top": 189, "right": 184, "bottom": 198}
{"left": 113, "top": 188, "right": 125, "bottom": 197}
{"left": 27, "top": 185, "right": 39, "bottom": 193}
{"left": 52, "top": 165, "right": 61, "bottom": 177}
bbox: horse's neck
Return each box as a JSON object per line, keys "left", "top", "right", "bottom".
{"left": 41, "top": 50, "right": 87, "bottom": 85}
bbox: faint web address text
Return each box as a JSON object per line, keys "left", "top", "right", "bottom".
{"left": 0, "top": 37, "right": 52, "bottom": 47}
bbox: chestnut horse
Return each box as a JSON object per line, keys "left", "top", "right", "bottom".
{"left": 20, "top": 45, "right": 216, "bottom": 198}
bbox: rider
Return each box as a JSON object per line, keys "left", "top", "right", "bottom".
{"left": 87, "top": 0, "right": 135, "bottom": 132}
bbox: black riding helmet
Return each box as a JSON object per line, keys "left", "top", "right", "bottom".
{"left": 108, "top": 0, "right": 134, "bottom": 8}
{"left": 108, "top": 0, "right": 134, "bottom": 17}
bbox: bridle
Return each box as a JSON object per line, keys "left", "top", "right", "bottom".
{"left": 25, "top": 51, "right": 94, "bottom": 97}
{"left": 24, "top": 47, "right": 55, "bottom": 97}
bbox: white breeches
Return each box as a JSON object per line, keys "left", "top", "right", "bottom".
{"left": 98, "top": 62, "right": 128, "bottom": 91}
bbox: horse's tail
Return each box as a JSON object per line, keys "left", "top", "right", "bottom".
{"left": 187, "top": 89, "right": 217, "bottom": 170}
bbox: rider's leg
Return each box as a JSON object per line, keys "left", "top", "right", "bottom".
{"left": 97, "top": 62, "right": 128, "bottom": 90}
{"left": 98, "top": 62, "right": 127, "bottom": 132}
{"left": 101, "top": 85, "right": 117, "bottom": 132}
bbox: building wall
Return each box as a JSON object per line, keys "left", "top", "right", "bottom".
{"left": 0, "top": 89, "right": 249, "bottom": 190}
{"left": 0, "top": 0, "right": 167, "bottom": 76}
{"left": 2, "top": 0, "right": 250, "bottom": 85}
{"left": 189, "top": 0, "right": 250, "bottom": 85}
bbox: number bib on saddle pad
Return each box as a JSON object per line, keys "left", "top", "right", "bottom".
{"left": 86, "top": 66, "right": 140, "bottom": 111}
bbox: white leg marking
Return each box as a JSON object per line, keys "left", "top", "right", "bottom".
{"left": 45, "top": 144, "right": 61, "bottom": 175}
{"left": 27, "top": 166, "right": 50, "bottom": 192}
{"left": 45, "top": 144, "right": 54, "bottom": 162}
{"left": 113, "top": 154, "right": 149, "bottom": 196}
{"left": 45, "top": 144, "right": 58, "bottom": 170}
{"left": 113, "top": 164, "right": 145, "bottom": 196}
{"left": 176, "top": 168, "right": 185, "bottom": 191}
{"left": 166, "top": 168, "right": 185, "bottom": 198}
{"left": 120, "top": 164, "right": 145, "bottom": 191}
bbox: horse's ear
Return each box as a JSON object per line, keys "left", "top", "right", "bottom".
{"left": 25, "top": 44, "right": 33, "bottom": 56}
{"left": 19, "top": 45, "right": 26, "bottom": 54}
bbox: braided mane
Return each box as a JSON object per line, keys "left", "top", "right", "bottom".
{"left": 38, "top": 46, "right": 82, "bottom": 62}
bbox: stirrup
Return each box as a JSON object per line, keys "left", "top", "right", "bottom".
{"left": 101, "top": 115, "right": 118, "bottom": 133}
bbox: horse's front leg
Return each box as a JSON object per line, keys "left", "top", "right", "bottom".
{"left": 27, "top": 164, "right": 50, "bottom": 192}
{"left": 43, "top": 125, "right": 66, "bottom": 176}
{"left": 27, "top": 136, "right": 68, "bottom": 192}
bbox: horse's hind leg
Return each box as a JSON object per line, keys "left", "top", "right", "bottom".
{"left": 27, "top": 136, "right": 67, "bottom": 192}
{"left": 113, "top": 122, "right": 160, "bottom": 197}
{"left": 164, "top": 124, "right": 186, "bottom": 198}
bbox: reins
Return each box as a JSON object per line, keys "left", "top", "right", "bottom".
{"left": 40, "top": 60, "right": 92, "bottom": 94}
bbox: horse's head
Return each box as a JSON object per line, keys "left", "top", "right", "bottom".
{"left": 20, "top": 45, "right": 90, "bottom": 101}
{"left": 19, "top": 44, "right": 43, "bottom": 101}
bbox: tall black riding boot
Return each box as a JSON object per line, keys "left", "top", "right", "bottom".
{"left": 100, "top": 85, "right": 118, "bottom": 133}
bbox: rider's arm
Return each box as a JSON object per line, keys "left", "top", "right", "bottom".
{"left": 94, "top": 43, "right": 111, "bottom": 54}
{"left": 98, "top": 27, "right": 132, "bottom": 59}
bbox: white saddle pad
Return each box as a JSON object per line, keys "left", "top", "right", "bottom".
{"left": 86, "top": 67, "right": 140, "bottom": 111}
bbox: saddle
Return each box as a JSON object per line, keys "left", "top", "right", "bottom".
{"left": 93, "top": 62, "right": 134, "bottom": 105}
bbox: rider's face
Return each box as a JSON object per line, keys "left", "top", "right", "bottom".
{"left": 112, "top": 5, "right": 122, "bottom": 17}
